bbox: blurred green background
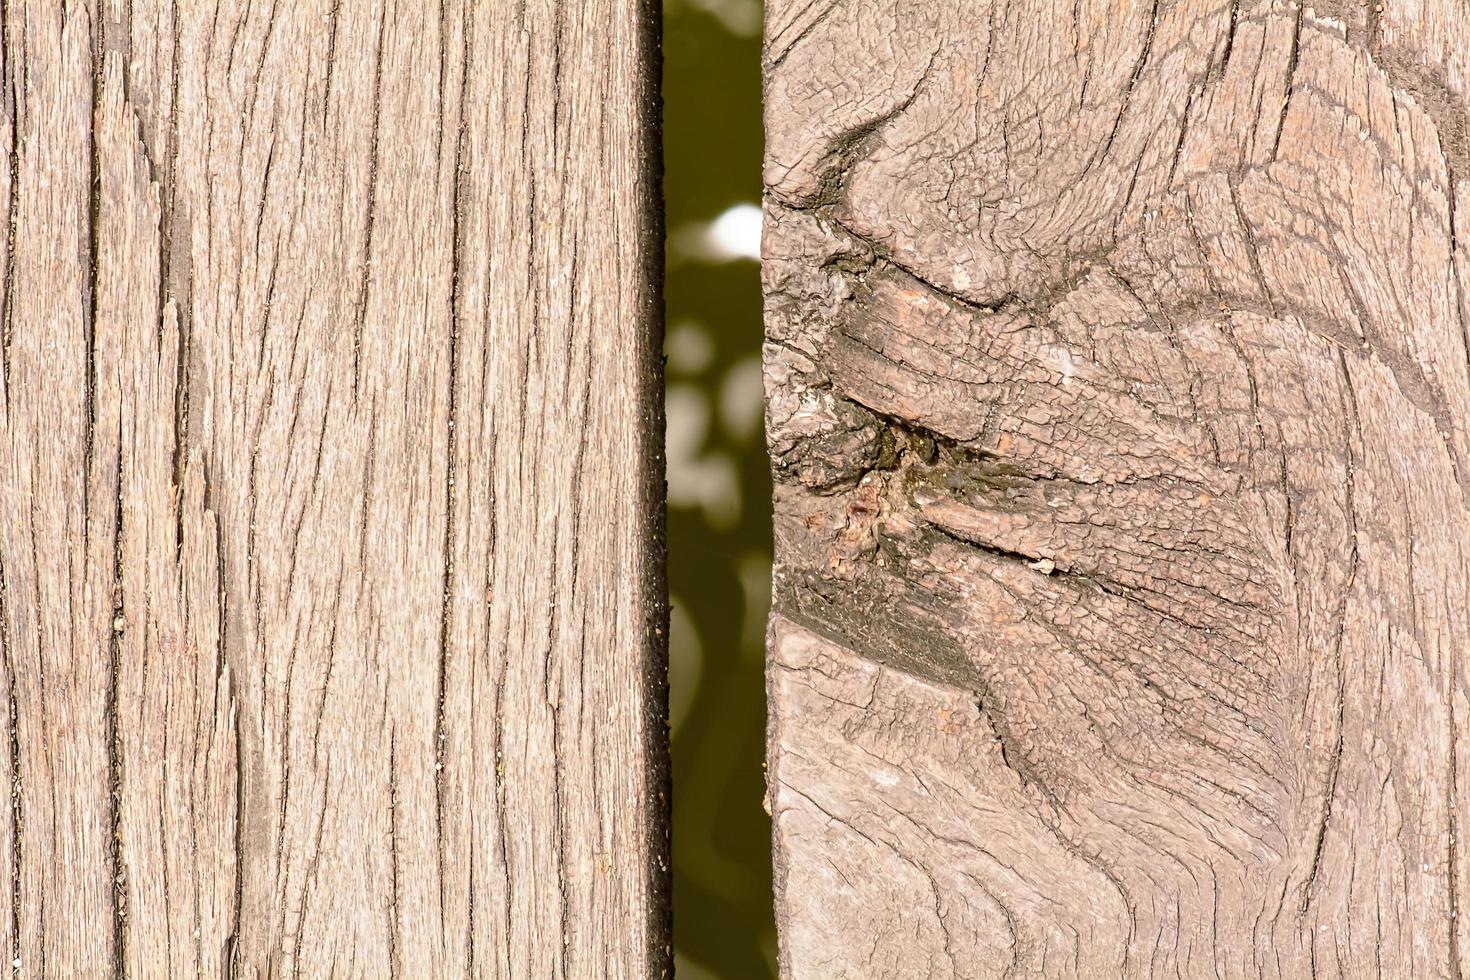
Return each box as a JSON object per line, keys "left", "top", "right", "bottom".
{"left": 663, "top": 0, "right": 774, "bottom": 976}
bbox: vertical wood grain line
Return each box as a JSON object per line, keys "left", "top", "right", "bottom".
{"left": 0, "top": 0, "right": 15, "bottom": 416}
{"left": 0, "top": 554, "right": 18, "bottom": 980}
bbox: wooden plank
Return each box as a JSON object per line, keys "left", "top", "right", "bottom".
{"left": 0, "top": 1, "right": 667, "bottom": 976}
{"left": 763, "top": 0, "right": 1470, "bottom": 974}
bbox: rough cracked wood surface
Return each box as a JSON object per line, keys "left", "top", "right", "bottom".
{"left": 765, "top": 0, "right": 1470, "bottom": 975}
{"left": 0, "top": 2, "right": 666, "bottom": 977}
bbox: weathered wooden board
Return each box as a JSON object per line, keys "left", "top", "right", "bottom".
{"left": 764, "top": 0, "right": 1470, "bottom": 975}
{"left": 0, "top": 2, "right": 666, "bottom": 976}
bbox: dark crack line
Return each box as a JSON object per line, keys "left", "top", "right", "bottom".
{"left": 1299, "top": 348, "right": 1361, "bottom": 920}
{"left": 387, "top": 732, "right": 401, "bottom": 980}
{"left": 106, "top": 433, "right": 127, "bottom": 977}
{"left": 82, "top": 0, "right": 103, "bottom": 547}
{"left": 434, "top": 0, "right": 471, "bottom": 943}
{"left": 1089, "top": 0, "right": 1161, "bottom": 176}
{"left": 1, "top": 553, "right": 19, "bottom": 980}
{"left": 807, "top": 47, "right": 939, "bottom": 210}
{"left": 0, "top": 0, "right": 17, "bottom": 419}
{"left": 1270, "top": 3, "right": 1304, "bottom": 162}
{"left": 350, "top": 4, "right": 388, "bottom": 399}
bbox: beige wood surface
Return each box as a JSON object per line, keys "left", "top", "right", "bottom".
{"left": 764, "top": 0, "right": 1470, "bottom": 975}
{"left": 0, "top": 2, "right": 667, "bottom": 976}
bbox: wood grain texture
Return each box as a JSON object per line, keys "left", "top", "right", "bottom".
{"left": 764, "top": 0, "right": 1470, "bottom": 975}
{"left": 0, "top": 1, "right": 667, "bottom": 977}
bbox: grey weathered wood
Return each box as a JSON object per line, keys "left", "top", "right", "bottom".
{"left": 0, "top": 2, "right": 667, "bottom": 976}
{"left": 764, "top": 0, "right": 1470, "bottom": 975}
